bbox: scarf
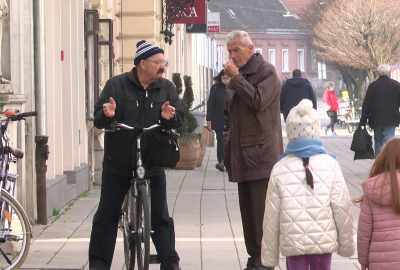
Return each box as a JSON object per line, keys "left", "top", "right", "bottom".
{"left": 281, "top": 138, "right": 335, "bottom": 160}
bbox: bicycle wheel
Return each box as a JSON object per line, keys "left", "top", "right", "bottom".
{"left": 0, "top": 190, "right": 31, "bottom": 269}
{"left": 122, "top": 191, "right": 136, "bottom": 270}
{"left": 136, "top": 184, "right": 150, "bottom": 270}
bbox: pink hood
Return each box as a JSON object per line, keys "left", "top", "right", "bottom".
{"left": 361, "top": 171, "right": 400, "bottom": 206}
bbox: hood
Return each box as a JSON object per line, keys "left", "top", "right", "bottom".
{"left": 362, "top": 171, "right": 400, "bottom": 206}
{"left": 286, "top": 77, "right": 310, "bottom": 88}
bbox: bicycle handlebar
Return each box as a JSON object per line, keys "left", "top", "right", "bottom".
{"left": 109, "top": 122, "right": 180, "bottom": 137}
{"left": 4, "top": 109, "right": 37, "bottom": 121}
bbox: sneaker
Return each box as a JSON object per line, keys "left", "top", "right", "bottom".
{"left": 323, "top": 127, "right": 328, "bottom": 135}
{"left": 332, "top": 132, "right": 337, "bottom": 136}
{"left": 215, "top": 162, "right": 225, "bottom": 172}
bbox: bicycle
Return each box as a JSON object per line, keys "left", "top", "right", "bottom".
{"left": 0, "top": 109, "right": 36, "bottom": 269}
{"left": 114, "top": 122, "right": 178, "bottom": 270}
{"left": 344, "top": 98, "right": 362, "bottom": 134}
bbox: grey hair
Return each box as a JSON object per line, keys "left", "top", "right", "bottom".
{"left": 377, "top": 65, "right": 391, "bottom": 76}
{"left": 328, "top": 82, "right": 335, "bottom": 88}
{"left": 226, "top": 30, "right": 253, "bottom": 46}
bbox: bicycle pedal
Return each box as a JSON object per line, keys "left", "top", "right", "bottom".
{"left": 149, "top": 254, "right": 159, "bottom": 264}
{"left": 6, "top": 235, "right": 20, "bottom": 242}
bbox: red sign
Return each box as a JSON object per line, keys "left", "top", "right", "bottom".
{"left": 167, "top": 0, "right": 206, "bottom": 24}
{"left": 207, "top": 26, "right": 220, "bottom": 33}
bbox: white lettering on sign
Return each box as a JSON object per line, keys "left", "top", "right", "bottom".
{"left": 174, "top": 6, "right": 198, "bottom": 18}
{"left": 207, "top": 20, "right": 219, "bottom": 24}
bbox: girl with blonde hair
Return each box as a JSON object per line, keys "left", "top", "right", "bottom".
{"left": 357, "top": 138, "right": 400, "bottom": 270}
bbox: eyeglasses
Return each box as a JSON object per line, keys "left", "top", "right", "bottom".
{"left": 146, "top": 60, "right": 168, "bottom": 66}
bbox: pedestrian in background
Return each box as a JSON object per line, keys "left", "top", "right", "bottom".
{"left": 323, "top": 82, "right": 339, "bottom": 136}
{"left": 356, "top": 138, "right": 400, "bottom": 270}
{"left": 206, "top": 69, "right": 229, "bottom": 172}
{"left": 280, "top": 68, "right": 317, "bottom": 122}
{"left": 262, "top": 99, "right": 354, "bottom": 270}
{"left": 359, "top": 64, "right": 400, "bottom": 156}
{"left": 223, "top": 30, "right": 283, "bottom": 270}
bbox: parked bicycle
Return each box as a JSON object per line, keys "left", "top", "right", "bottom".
{"left": 344, "top": 98, "right": 363, "bottom": 134}
{"left": 112, "top": 122, "right": 179, "bottom": 270}
{"left": 0, "top": 109, "right": 36, "bottom": 269}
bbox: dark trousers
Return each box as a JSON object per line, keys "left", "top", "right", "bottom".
{"left": 326, "top": 111, "right": 337, "bottom": 132}
{"left": 215, "top": 128, "right": 224, "bottom": 163}
{"left": 238, "top": 178, "right": 269, "bottom": 268}
{"left": 88, "top": 171, "right": 179, "bottom": 270}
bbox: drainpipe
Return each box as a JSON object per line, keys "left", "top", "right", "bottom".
{"left": 33, "top": 0, "right": 47, "bottom": 224}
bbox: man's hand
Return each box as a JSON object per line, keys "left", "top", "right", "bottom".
{"left": 161, "top": 101, "right": 175, "bottom": 120}
{"left": 103, "top": 97, "right": 116, "bottom": 118}
{"left": 224, "top": 60, "right": 239, "bottom": 78}
{"left": 207, "top": 121, "right": 211, "bottom": 127}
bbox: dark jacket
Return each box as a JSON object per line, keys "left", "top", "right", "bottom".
{"left": 360, "top": 75, "right": 400, "bottom": 128}
{"left": 280, "top": 77, "right": 317, "bottom": 121}
{"left": 223, "top": 53, "right": 284, "bottom": 182}
{"left": 94, "top": 68, "right": 184, "bottom": 177}
{"left": 206, "top": 83, "right": 227, "bottom": 130}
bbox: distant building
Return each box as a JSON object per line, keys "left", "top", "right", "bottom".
{"left": 209, "top": 0, "right": 342, "bottom": 96}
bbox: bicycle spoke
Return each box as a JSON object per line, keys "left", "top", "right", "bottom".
{"left": 0, "top": 247, "right": 12, "bottom": 265}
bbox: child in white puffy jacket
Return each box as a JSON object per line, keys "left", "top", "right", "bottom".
{"left": 261, "top": 99, "right": 354, "bottom": 270}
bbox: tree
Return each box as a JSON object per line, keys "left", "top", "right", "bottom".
{"left": 311, "top": 0, "right": 400, "bottom": 81}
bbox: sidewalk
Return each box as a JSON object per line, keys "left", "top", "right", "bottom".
{"left": 21, "top": 112, "right": 376, "bottom": 270}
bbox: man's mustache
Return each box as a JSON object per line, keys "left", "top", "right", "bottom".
{"left": 157, "top": 69, "right": 164, "bottom": 74}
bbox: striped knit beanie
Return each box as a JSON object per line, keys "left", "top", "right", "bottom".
{"left": 134, "top": 40, "right": 164, "bottom": 66}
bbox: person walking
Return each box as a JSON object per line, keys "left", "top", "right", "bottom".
{"left": 356, "top": 138, "right": 400, "bottom": 270}
{"left": 359, "top": 64, "right": 400, "bottom": 156}
{"left": 88, "top": 40, "right": 184, "bottom": 270}
{"left": 280, "top": 68, "right": 317, "bottom": 122}
{"left": 322, "top": 82, "right": 339, "bottom": 135}
{"left": 261, "top": 99, "right": 355, "bottom": 270}
{"left": 206, "top": 69, "right": 229, "bottom": 172}
{"left": 223, "top": 30, "right": 283, "bottom": 270}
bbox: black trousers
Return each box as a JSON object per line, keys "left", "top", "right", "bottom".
{"left": 215, "top": 128, "right": 224, "bottom": 163}
{"left": 238, "top": 178, "right": 269, "bottom": 268}
{"left": 326, "top": 111, "right": 337, "bottom": 132}
{"left": 88, "top": 171, "right": 179, "bottom": 270}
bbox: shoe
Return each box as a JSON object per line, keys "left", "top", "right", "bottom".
{"left": 167, "top": 261, "right": 181, "bottom": 270}
{"left": 332, "top": 132, "right": 337, "bottom": 136}
{"left": 323, "top": 127, "right": 328, "bottom": 135}
{"left": 215, "top": 162, "right": 225, "bottom": 172}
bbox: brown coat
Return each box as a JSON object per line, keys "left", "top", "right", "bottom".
{"left": 223, "top": 54, "right": 283, "bottom": 182}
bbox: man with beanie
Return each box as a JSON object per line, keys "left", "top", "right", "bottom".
{"left": 223, "top": 30, "right": 283, "bottom": 270}
{"left": 280, "top": 69, "right": 317, "bottom": 122}
{"left": 88, "top": 40, "right": 184, "bottom": 270}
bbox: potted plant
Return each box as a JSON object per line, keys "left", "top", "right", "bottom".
{"left": 172, "top": 73, "right": 202, "bottom": 170}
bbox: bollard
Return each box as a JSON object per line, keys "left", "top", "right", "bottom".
{"left": 35, "top": 136, "right": 49, "bottom": 225}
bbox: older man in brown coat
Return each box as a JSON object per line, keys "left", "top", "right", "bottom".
{"left": 223, "top": 30, "right": 283, "bottom": 270}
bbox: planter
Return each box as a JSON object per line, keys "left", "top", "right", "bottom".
{"left": 174, "top": 137, "right": 200, "bottom": 170}
{"left": 196, "top": 141, "right": 206, "bottom": 167}
{"left": 191, "top": 111, "right": 207, "bottom": 134}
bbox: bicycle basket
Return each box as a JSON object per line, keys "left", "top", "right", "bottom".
{"left": 141, "top": 128, "right": 180, "bottom": 168}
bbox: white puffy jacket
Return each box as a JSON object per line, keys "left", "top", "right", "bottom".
{"left": 261, "top": 154, "right": 354, "bottom": 267}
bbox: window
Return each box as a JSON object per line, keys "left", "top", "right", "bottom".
{"left": 269, "top": 49, "right": 275, "bottom": 66}
{"left": 311, "top": 50, "right": 317, "bottom": 71}
{"left": 255, "top": 48, "right": 262, "bottom": 55}
{"left": 297, "top": 49, "right": 304, "bottom": 71}
{"left": 282, "top": 49, "right": 289, "bottom": 72}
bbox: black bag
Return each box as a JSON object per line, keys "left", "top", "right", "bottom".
{"left": 141, "top": 128, "right": 180, "bottom": 168}
{"left": 350, "top": 126, "right": 375, "bottom": 160}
